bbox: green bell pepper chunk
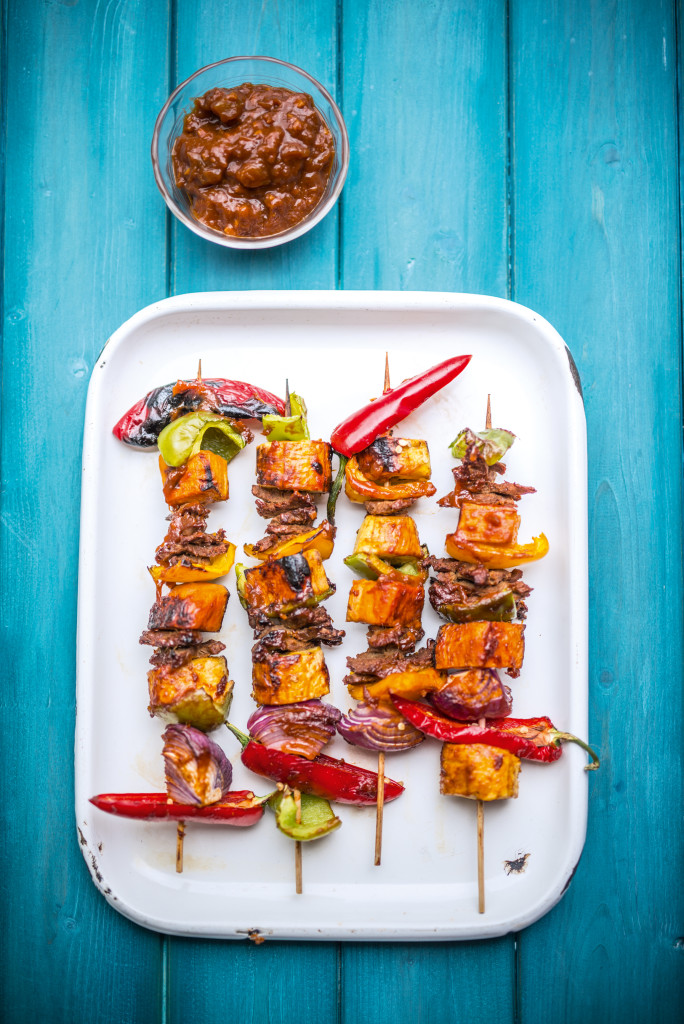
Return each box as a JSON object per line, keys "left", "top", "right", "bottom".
{"left": 268, "top": 790, "right": 342, "bottom": 842}
{"left": 262, "top": 393, "right": 310, "bottom": 441}
{"left": 437, "top": 590, "right": 517, "bottom": 623}
{"left": 448, "top": 427, "right": 516, "bottom": 465}
{"left": 344, "top": 552, "right": 423, "bottom": 580}
{"left": 158, "top": 410, "right": 246, "bottom": 467}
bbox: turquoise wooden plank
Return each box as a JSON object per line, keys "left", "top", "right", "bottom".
{"left": 509, "top": 1, "right": 684, "bottom": 1020}
{"left": 340, "top": 0, "right": 509, "bottom": 296}
{"left": 165, "top": 4, "right": 341, "bottom": 1023}
{"left": 166, "top": 0, "right": 341, "bottom": 294}
{"left": 339, "top": 3, "right": 515, "bottom": 1022}
{"left": 342, "top": 941, "right": 515, "bottom": 1024}
{"left": 0, "top": 1, "right": 170, "bottom": 1021}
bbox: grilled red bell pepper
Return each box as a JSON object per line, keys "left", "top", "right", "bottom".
{"left": 113, "top": 378, "right": 286, "bottom": 449}
{"left": 228, "top": 724, "right": 404, "bottom": 804}
{"left": 391, "top": 696, "right": 599, "bottom": 770}
{"left": 90, "top": 791, "right": 267, "bottom": 825}
{"left": 329, "top": 355, "right": 472, "bottom": 458}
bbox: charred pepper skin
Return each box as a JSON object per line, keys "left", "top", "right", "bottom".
{"left": 228, "top": 725, "right": 405, "bottom": 804}
{"left": 113, "top": 379, "right": 286, "bottom": 449}
{"left": 330, "top": 355, "right": 472, "bottom": 458}
{"left": 89, "top": 791, "right": 267, "bottom": 825}
{"left": 391, "top": 696, "right": 599, "bottom": 770}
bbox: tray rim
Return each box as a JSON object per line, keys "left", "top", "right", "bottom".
{"left": 75, "top": 289, "right": 588, "bottom": 941}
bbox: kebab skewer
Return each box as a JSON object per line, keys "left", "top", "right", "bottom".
{"left": 391, "top": 396, "right": 596, "bottom": 912}
{"left": 335, "top": 356, "right": 437, "bottom": 864}
{"left": 98, "top": 368, "right": 282, "bottom": 869}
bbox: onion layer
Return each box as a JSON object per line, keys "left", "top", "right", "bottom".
{"left": 162, "top": 723, "right": 233, "bottom": 805}
{"left": 337, "top": 698, "right": 424, "bottom": 752}
{"left": 247, "top": 700, "right": 341, "bottom": 760}
{"left": 430, "top": 669, "right": 512, "bottom": 720}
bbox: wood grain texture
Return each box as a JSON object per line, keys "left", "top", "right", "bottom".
{"left": 338, "top": 3, "right": 515, "bottom": 1020}
{"left": 509, "top": 1, "right": 684, "bottom": 1020}
{"left": 164, "top": 4, "right": 341, "bottom": 1022}
{"left": 340, "top": 0, "right": 510, "bottom": 295}
{"left": 0, "top": 1, "right": 169, "bottom": 1021}
{"left": 168, "top": 0, "right": 341, "bottom": 294}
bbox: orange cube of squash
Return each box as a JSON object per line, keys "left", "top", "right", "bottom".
{"left": 256, "top": 440, "right": 332, "bottom": 493}
{"left": 346, "top": 577, "right": 424, "bottom": 628}
{"left": 455, "top": 501, "right": 520, "bottom": 547}
{"left": 440, "top": 742, "right": 520, "bottom": 801}
{"left": 434, "top": 622, "right": 525, "bottom": 675}
{"left": 252, "top": 646, "right": 330, "bottom": 705}
{"left": 160, "top": 451, "right": 229, "bottom": 506}
{"left": 147, "top": 582, "right": 228, "bottom": 633}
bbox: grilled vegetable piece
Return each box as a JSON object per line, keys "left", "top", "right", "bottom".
{"left": 147, "top": 655, "right": 234, "bottom": 730}
{"left": 247, "top": 700, "right": 341, "bottom": 759}
{"left": 90, "top": 791, "right": 266, "bottom": 825}
{"left": 435, "top": 622, "right": 525, "bottom": 677}
{"left": 345, "top": 456, "right": 437, "bottom": 503}
{"left": 147, "top": 582, "right": 228, "bottom": 632}
{"left": 347, "top": 576, "right": 425, "bottom": 628}
{"left": 238, "top": 550, "right": 334, "bottom": 617}
{"left": 256, "top": 440, "right": 332, "bottom": 493}
{"left": 352, "top": 514, "right": 424, "bottom": 562}
{"left": 243, "top": 520, "right": 335, "bottom": 561}
{"left": 268, "top": 789, "right": 341, "bottom": 841}
{"left": 160, "top": 451, "right": 229, "bottom": 506}
{"left": 455, "top": 501, "right": 521, "bottom": 547}
{"left": 252, "top": 645, "right": 330, "bottom": 705}
{"left": 432, "top": 669, "right": 512, "bottom": 720}
{"left": 344, "top": 552, "right": 428, "bottom": 585}
{"left": 346, "top": 668, "right": 444, "bottom": 702}
{"left": 356, "top": 437, "right": 432, "bottom": 481}
{"left": 444, "top": 532, "right": 549, "bottom": 568}
{"left": 162, "top": 723, "right": 232, "bottom": 805}
{"left": 440, "top": 742, "right": 520, "bottom": 801}
{"left": 158, "top": 410, "right": 247, "bottom": 468}
{"left": 149, "top": 545, "right": 236, "bottom": 584}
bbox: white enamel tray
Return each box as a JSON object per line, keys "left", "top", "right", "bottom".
{"left": 76, "top": 290, "right": 588, "bottom": 940}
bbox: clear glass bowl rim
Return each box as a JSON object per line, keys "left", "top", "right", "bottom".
{"left": 150, "top": 55, "right": 349, "bottom": 249}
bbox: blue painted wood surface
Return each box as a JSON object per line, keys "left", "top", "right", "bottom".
{"left": 1, "top": 1, "right": 682, "bottom": 1022}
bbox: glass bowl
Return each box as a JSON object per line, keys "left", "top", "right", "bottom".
{"left": 151, "top": 56, "right": 349, "bottom": 249}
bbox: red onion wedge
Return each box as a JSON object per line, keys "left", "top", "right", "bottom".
{"left": 337, "top": 697, "right": 424, "bottom": 752}
{"left": 162, "top": 723, "right": 233, "bottom": 805}
{"left": 247, "top": 700, "right": 341, "bottom": 760}
{"left": 430, "top": 669, "right": 512, "bottom": 720}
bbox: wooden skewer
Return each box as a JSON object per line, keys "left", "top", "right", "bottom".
{"left": 197, "top": 358, "right": 202, "bottom": 382}
{"left": 294, "top": 788, "right": 303, "bottom": 895}
{"left": 476, "top": 394, "right": 493, "bottom": 913}
{"left": 176, "top": 821, "right": 185, "bottom": 873}
{"left": 372, "top": 353, "right": 392, "bottom": 867}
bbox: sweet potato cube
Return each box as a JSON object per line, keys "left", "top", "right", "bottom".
{"left": 243, "top": 549, "right": 333, "bottom": 615}
{"left": 252, "top": 646, "right": 330, "bottom": 705}
{"left": 356, "top": 437, "right": 432, "bottom": 481}
{"left": 455, "top": 501, "right": 520, "bottom": 547}
{"left": 346, "top": 577, "right": 424, "bottom": 628}
{"left": 353, "top": 515, "right": 423, "bottom": 561}
{"left": 256, "top": 440, "right": 332, "bottom": 493}
{"left": 435, "top": 622, "right": 525, "bottom": 675}
{"left": 440, "top": 743, "right": 520, "bottom": 801}
{"left": 160, "top": 451, "right": 229, "bottom": 506}
{"left": 147, "top": 656, "right": 233, "bottom": 731}
{"left": 147, "top": 582, "right": 228, "bottom": 632}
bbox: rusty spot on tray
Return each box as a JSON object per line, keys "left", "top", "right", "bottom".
{"left": 565, "top": 345, "right": 584, "bottom": 401}
{"left": 504, "top": 852, "right": 530, "bottom": 875}
{"left": 77, "top": 827, "right": 88, "bottom": 847}
{"left": 247, "top": 929, "right": 265, "bottom": 945}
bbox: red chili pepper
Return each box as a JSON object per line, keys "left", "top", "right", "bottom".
{"left": 113, "top": 378, "right": 286, "bottom": 449}
{"left": 227, "top": 725, "right": 404, "bottom": 804}
{"left": 330, "top": 355, "right": 472, "bottom": 457}
{"left": 391, "top": 696, "right": 599, "bottom": 770}
{"left": 89, "top": 791, "right": 267, "bottom": 826}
